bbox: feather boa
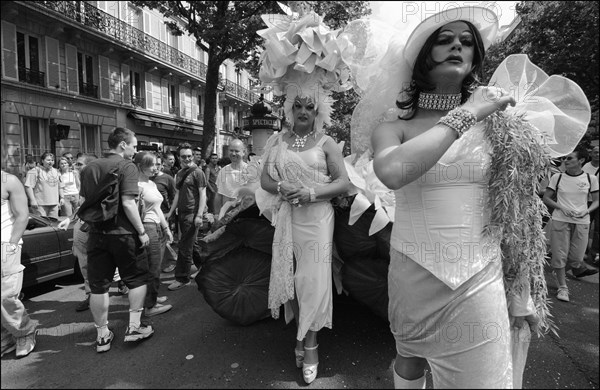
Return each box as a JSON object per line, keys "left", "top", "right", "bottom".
{"left": 483, "top": 111, "right": 557, "bottom": 336}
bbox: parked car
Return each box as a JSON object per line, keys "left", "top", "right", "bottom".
{"left": 21, "top": 214, "right": 78, "bottom": 288}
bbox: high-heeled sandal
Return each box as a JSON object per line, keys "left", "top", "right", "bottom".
{"left": 294, "top": 348, "right": 305, "bottom": 368}
{"left": 302, "top": 344, "right": 319, "bottom": 384}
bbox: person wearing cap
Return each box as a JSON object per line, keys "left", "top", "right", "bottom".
{"left": 350, "top": 4, "right": 591, "bottom": 388}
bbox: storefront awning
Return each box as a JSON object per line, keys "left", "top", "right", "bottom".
{"left": 128, "top": 112, "right": 180, "bottom": 128}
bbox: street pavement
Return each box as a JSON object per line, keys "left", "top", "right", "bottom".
{"left": 1, "top": 265, "right": 598, "bottom": 389}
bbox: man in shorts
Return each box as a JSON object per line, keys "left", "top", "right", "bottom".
{"left": 79, "top": 127, "right": 154, "bottom": 352}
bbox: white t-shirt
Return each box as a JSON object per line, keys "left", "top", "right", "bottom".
{"left": 60, "top": 171, "right": 79, "bottom": 196}
{"left": 548, "top": 171, "right": 599, "bottom": 224}
{"left": 216, "top": 162, "right": 248, "bottom": 199}
{"left": 582, "top": 161, "right": 599, "bottom": 177}
{"left": 138, "top": 180, "right": 163, "bottom": 224}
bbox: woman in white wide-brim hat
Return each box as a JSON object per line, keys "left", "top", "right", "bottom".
{"left": 348, "top": 4, "right": 590, "bottom": 389}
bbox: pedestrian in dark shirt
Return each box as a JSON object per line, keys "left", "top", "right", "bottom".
{"left": 79, "top": 127, "right": 154, "bottom": 353}
{"left": 165, "top": 143, "right": 207, "bottom": 291}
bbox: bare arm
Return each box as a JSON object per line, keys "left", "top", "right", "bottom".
{"left": 373, "top": 121, "right": 458, "bottom": 190}
{"left": 122, "top": 194, "right": 149, "bottom": 248}
{"left": 287, "top": 137, "right": 350, "bottom": 204}
{"left": 373, "top": 86, "right": 516, "bottom": 190}
{"left": 587, "top": 191, "right": 599, "bottom": 214}
{"left": 166, "top": 189, "right": 179, "bottom": 219}
{"left": 6, "top": 174, "right": 29, "bottom": 244}
{"left": 25, "top": 186, "right": 37, "bottom": 207}
{"left": 542, "top": 188, "right": 562, "bottom": 213}
{"left": 195, "top": 187, "right": 207, "bottom": 223}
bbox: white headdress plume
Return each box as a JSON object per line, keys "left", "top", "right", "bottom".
{"left": 257, "top": 1, "right": 355, "bottom": 132}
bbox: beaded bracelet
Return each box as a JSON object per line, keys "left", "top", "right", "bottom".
{"left": 437, "top": 107, "right": 477, "bottom": 138}
{"left": 308, "top": 188, "right": 316, "bottom": 202}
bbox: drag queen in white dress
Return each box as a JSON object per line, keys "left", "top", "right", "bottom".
{"left": 254, "top": 5, "right": 352, "bottom": 385}
{"left": 344, "top": 5, "right": 590, "bottom": 389}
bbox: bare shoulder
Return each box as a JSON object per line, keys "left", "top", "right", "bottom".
{"left": 371, "top": 119, "right": 408, "bottom": 152}
{"left": 1, "top": 171, "right": 19, "bottom": 187}
{"left": 321, "top": 135, "right": 342, "bottom": 155}
{"left": 1, "top": 171, "right": 21, "bottom": 198}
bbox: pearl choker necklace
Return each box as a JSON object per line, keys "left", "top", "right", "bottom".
{"left": 291, "top": 130, "right": 315, "bottom": 149}
{"left": 418, "top": 92, "right": 462, "bottom": 111}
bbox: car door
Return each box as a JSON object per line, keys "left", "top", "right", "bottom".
{"left": 55, "top": 218, "right": 77, "bottom": 276}
{"left": 21, "top": 215, "right": 63, "bottom": 288}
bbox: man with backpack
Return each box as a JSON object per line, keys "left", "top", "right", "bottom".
{"left": 543, "top": 147, "right": 599, "bottom": 302}
{"left": 78, "top": 127, "right": 153, "bottom": 352}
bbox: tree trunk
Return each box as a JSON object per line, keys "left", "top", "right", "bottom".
{"left": 202, "top": 50, "right": 223, "bottom": 159}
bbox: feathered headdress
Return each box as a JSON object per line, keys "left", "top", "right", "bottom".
{"left": 257, "top": 2, "right": 356, "bottom": 131}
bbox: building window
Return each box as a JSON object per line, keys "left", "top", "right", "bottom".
{"left": 223, "top": 106, "right": 230, "bottom": 131}
{"left": 16, "top": 32, "right": 44, "bottom": 87}
{"left": 81, "top": 124, "right": 100, "bottom": 156}
{"left": 169, "top": 84, "right": 178, "bottom": 114}
{"left": 22, "top": 117, "right": 46, "bottom": 158}
{"left": 197, "top": 94, "right": 202, "bottom": 120}
{"left": 131, "top": 71, "right": 144, "bottom": 107}
{"left": 78, "top": 52, "right": 98, "bottom": 98}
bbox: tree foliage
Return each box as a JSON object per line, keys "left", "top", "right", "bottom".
{"left": 135, "top": 1, "right": 370, "bottom": 157}
{"left": 483, "top": 1, "right": 599, "bottom": 135}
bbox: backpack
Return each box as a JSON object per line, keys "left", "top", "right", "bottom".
{"left": 76, "top": 163, "right": 121, "bottom": 226}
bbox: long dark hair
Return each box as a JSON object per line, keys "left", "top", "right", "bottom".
{"left": 397, "top": 21, "right": 486, "bottom": 120}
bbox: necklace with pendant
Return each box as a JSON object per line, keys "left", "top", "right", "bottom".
{"left": 291, "top": 130, "right": 315, "bottom": 150}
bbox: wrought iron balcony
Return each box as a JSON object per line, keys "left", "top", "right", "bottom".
{"left": 79, "top": 82, "right": 98, "bottom": 98}
{"left": 25, "top": 1, "right": 265, "bottom": 105}
{"left": 28, "top": 1, "right": 208, "bottom": 80}
{"left": 18, "top": 66, "right": 45, "bottom": 87}
{"left": 224, "top": 80, "right": 259, "bottom": 104}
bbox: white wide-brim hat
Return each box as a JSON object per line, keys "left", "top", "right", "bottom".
{"left": 403, "top": 6, "right": 499, "bottom": 68}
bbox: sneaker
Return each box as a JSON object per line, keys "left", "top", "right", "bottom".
{"left": 1, "top": 341, "right": 16, "bottom": 358}
{"left": 117, "top": 281, "right": 129, "bottom": 295}
{"left": 16, "top": 331, "right": 37, "bottom": 358}
{"left": 124, "top": 323, "right": 154, "bottom": 342}
{"left": 96, "top": 330, "right": 114, "bottom": 353}
{"left": 168, "top": 280, "right": 191, "bottom": 291}
{"left": 145, "top": 303, "right": 173, "bottom": 317}
{"left": 156, "top": 296, "right": 168, "bottom": 304}
{"left": 76, "top": 296, "right": 90, "bottom": 312}
{"left": 572, "top": 267, "right": 599, "bottom": 278}
{"left": 162, "top": 264, "right": 176, "bottom": 273}
{"left": 556, "top": 288, "right": 569, "bottom": 302}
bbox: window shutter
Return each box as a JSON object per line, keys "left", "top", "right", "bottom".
{"left": 192, "top": 88, "right": 199, "bottom": 121}
{"left": 45, "top": 36, "right": 60, "bottom": 89}
{"left": 160, "top": 22, "right": 167, "bottom": 43}
{"left": 121, "top": 64, "right": 131, "bottom": 105}
{"left": 120, "top": 1, "right": 128, "bottom": 21}
{"left": 161, "top": 78, "right": 169, "bottom": 114}
{"left": 1, "top": 21, "right": 18, "bottom": 81}
{"left": 65, "top": 44, "right": 78, "bottom": 94}
{"left": 143, "top": 12, "right": 150, "bottom": 34}
{"left": 98, "top": 55, "right": 110, "bottom": 100}
{"left": 145, "top": 72, "right": 153, "bottom": 111}
{"left": 179, "top": 85, "right": 186, "bottom": 117}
